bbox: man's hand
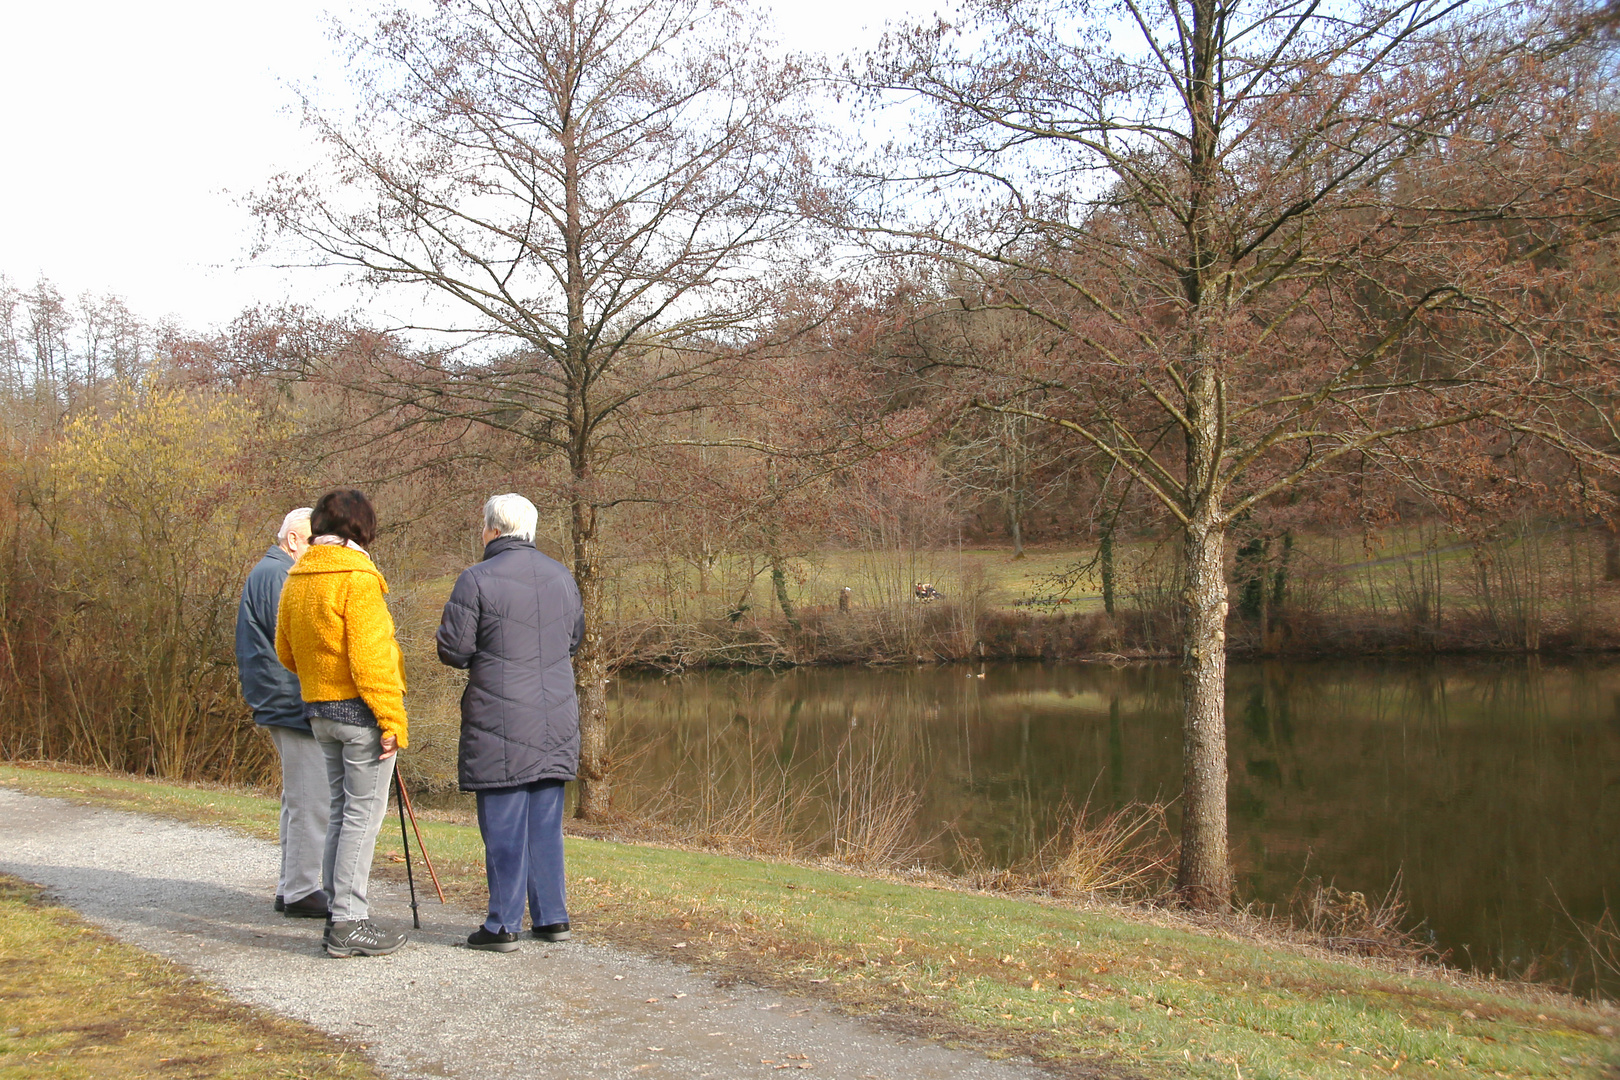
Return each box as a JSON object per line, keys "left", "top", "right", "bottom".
{"left": 379, "top": 733, "right": 398, "bottom": 760}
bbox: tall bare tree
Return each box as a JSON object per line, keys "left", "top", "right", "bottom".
{"left": 850, "top": 0, "right": 1620, "bottom": 905}
{"left": 254, "top": 0, "right": 818, "bottom": 816}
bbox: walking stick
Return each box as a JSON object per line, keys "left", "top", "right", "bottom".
{"left": 395, "top": 771, "right": 447, "bottom": 904}
{"left": 394, "top": 770, "right": 421, "bottom": 929}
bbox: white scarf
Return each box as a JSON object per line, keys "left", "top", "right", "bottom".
{"left": 311, "top": 534, "right": 370, "bottom": 556}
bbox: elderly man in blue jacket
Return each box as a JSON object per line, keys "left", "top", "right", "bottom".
{"left": 437, "top": 493, "right": 585, "bottom": 952}
{"left": 235, "top": 507, "right": 330, "bottom": 918}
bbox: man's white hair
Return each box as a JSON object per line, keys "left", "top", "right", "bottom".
{"left": 277, "top": 507, "right": 314, "bottom": 543}
{"left": 484, "top": 493, "right": 538, "bottom": 542}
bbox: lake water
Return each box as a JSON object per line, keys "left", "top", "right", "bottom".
{"left": 609, "top": 658, "right": 1620, "bottom": 987}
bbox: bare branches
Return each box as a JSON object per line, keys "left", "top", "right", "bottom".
{"left": 839, "top": 0, "right": 1620, "bottom": 903}
{"left": 253, "top": 0, "right": 826, "bottom": 819}
{"left": 844, "top": 0, "right": 1620, "bottom": 523}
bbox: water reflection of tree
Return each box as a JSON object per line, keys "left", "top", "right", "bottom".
{"left": 610, "top": 660, "right": 1620, "bottom": 990}
{"left": 1226, "top": 659, "right": 1620, "bottom": 991}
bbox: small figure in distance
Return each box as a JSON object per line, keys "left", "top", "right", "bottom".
{"left": 839, "top": 586, "right": 852, "bottom": 613}
{"left": 235, "top": 507, "right": 330, "bottom": 921}
{"left": 276, "top": 489, "right": 411, "bottom": 959}
{"left": 436, "top": 494, "right": 584, "bottom": 953}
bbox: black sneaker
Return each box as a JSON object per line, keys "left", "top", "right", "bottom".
{"left": 467, "top": 926, "right": 520, "bottom": 952}
{"left": 325, "top": 919, "right": 407, "bottom": 958}
{"left": 274, "top": 894, "right": 285, "bottom": 912}
{"left": 284, "top": 892, "right": 330, "bottom": 919}
{"left": 532, "top": 922, "right": 571, "bottom": 941}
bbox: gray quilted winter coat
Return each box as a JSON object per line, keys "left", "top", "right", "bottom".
{"left": 435, "top": 535, "right": 585, "bottom": 790}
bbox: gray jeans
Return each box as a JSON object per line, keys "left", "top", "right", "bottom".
{"left": 266, "top": 725, "right": 330, "bottom": 904}
{"left": 310, "top": 718, "right": 396, "bottom": 922}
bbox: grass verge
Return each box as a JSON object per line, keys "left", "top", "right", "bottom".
{"left": 3, "top": 763, "right": 1617, "bottom": 1080}
{"left": 0, "top": 871, "right": 381, "bottom": 1080}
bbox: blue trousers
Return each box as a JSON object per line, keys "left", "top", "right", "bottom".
{"left": 475, "top": 780, "right": 568, "bottom": 933}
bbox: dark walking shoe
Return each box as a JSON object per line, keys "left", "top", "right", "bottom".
{"left": 325, "top": 919, "right": 407, "bottom": 957}
{"left": 283, "top": 892, "right": 330, "bottom": 919}
{"left": 274, "top": 894, "right": 285, "bottom": 912}
{"left": 532, "top": 922, "right": 571, "bottom": 941}
{"left": 467, "top": 927, "right": 520, "bottom": 952}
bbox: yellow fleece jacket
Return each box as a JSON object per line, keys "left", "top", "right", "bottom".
{"left": 275, "top": 545, "right": 408, "bottom": 748}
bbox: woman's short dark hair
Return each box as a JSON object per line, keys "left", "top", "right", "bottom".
{"left": 310, "top": 489, "right": 377, "bottom": 548}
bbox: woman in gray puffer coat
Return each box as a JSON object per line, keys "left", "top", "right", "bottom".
{"left": 436, "top": 493, "right": 584, "bottom": 951}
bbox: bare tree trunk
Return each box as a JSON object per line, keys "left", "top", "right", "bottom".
{"left": 1176, "top": 356, "right": 1231, "bottom": 907}
{"left": 765, "top": 458, "right": 800, "bottom": 630}
{"left": 1266, "top": 529, "right": 1293, "bottom": 651}
{"left": 1256, "top": 536, "right": 1271, "bottom": 653}
{"left": 1178, "top": 506, "right": 1230, "bottom": 909}
{"left": 571, "top": 491, "right": 612, "bottom": 819}
{"left": 1604, "top": 523, "right": 1620, "bottom": 581}
{"left": 1003, "top": 413, "right": 1027, "bottom": 558}
{"left": 1100, "top": 526, "right": 1116, "bottom": 615}
{"left": 560, "top": 91, "right": 616, "bottom": 820}
{"left": 1172, "top": 0, "right": 1231, "bottom": 911}
{"left": 770, "top": 552, "right": 800, "bottom": 630}
{"left": 1176, "top": 367, "right": 1232, "bottom": 906}
{"left": 1272, "top": 530, "right": 1292, "bottom": 611}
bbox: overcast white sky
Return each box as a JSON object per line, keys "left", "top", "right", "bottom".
{"left": 0, "top": 0, "right": 934, "bottom": 330}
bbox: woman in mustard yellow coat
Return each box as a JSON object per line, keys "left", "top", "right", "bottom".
{"left": 276, "top": 488, "right": 410, "bottom": 958}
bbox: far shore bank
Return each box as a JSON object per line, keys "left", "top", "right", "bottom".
{"left": 606, "top": 603, "right": 1620, "bottom": 672}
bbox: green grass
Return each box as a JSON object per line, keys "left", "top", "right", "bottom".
{"left": 796, "top": 546, "right": 1108, "bottom": 610}
{"left": 0, "top": 872, "right": 381, "bottom": 1080}
{"left": 579, "top": 522, "right": 1607, "bottom": 625}
{"left": 598, "top": 544, "right": 1111, "bottom": 617}
{"left": 3, "top": 764, "right": 1616, "bottom": 1079}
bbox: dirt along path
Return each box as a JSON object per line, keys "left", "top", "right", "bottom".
{"left": 0, "top": 788, "right": 1057, "bottom": 1080}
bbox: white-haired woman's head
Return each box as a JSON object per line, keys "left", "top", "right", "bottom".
{"left": 483, "top": 493, "right": 538, "bottom": 543}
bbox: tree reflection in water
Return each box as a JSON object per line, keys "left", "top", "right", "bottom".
{"left": 610, "top": 659, "right": 1620, "bottom": 992}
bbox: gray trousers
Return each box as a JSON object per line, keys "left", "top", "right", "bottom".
{"left": 311, "top": 718, "right": 396, "bottom": 922}
{"left": 266, "top": 725, "right": 330, "bottom": 905}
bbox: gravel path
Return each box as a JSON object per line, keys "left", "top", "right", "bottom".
{"left": 0, "top": 788, "right": 1055, "bottom": 1080}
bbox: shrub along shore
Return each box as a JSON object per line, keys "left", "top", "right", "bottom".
{"left": 2, "top": 763, "right": 1614, "bottom": 1080}
{"left": 607, "top": 601, "right": 1620, "bottom": 672}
